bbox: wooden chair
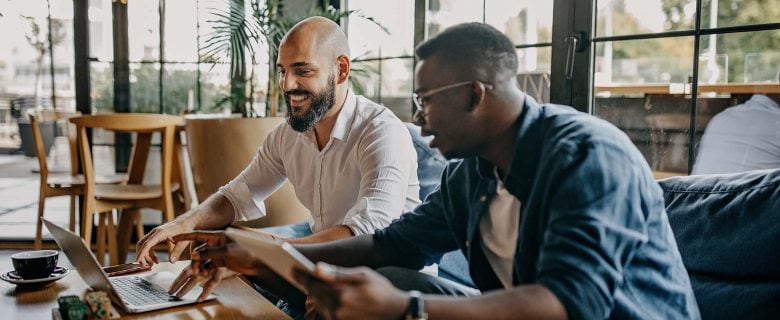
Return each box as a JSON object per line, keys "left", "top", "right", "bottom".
{"left": 70, "top": 113, "right": 182, "bottom": 266}
{"left": 30, "top": 110, "right": 125, "bottom": 250}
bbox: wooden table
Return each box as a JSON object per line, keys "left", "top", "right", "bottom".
{"left": 0, "top": 258, "right": 290, "bottom": 319}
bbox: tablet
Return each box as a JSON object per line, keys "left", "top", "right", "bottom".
{"left": 224, "top": 227, "right": 316, "bottom": 292}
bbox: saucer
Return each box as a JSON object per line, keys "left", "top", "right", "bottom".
{"left": 0, "top": 266, "right": 70, "bottom": 288}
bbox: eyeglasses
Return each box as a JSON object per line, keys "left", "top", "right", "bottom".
{"left": 412, "top": 81, "right": 493, "bottom": 122}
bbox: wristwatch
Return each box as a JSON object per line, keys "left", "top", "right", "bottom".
{"left": 405, "top": 290, "right": 428, "bottom": 320}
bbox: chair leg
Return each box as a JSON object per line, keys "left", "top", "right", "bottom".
{"left": 106, "top": 210, "right": 119, "bottom": 266}
{"left": 96, "top": 212, "right": 107, "bottom": 266}
{"left": 82, "top": 200, "right": 94, "bottom": 252}
{"left": 164, "top": 201, "right": 175, "bottom": 253}
{"left": 69, "top": 195, "right": 77, "bottom": 232}
{"left": 134, "top": 213, "right": 144, "bottom": 244}
{"left": 34, "top": 193, "right": 46, "bottom": 250}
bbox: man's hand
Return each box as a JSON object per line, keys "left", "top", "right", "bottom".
{"left": 174, "top": 231, "right": 269, "bottom": 276}
{"left": 168, "top": 265, "right": 237, "bottom": 302}
{"left": 293, "top": 262, "right": 408, "bottom": 320}
{"left": 135, "top": 219, "right": 195, "bottom": 267}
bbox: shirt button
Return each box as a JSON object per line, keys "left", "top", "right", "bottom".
{"left": 480, "top": 195, "right": 487, "bottom": 202}
{"left": 465, "top": 240, "right": 469, "bottom": 248}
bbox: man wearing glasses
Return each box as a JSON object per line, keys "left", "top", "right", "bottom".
{"left": 185, "top": 23, "right": 700, "bottom": 319}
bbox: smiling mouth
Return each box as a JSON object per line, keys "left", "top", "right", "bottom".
{"left": 285, "top": 92, "right": 311, "bottom": 107}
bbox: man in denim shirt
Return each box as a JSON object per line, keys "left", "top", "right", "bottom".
{"left": 188, "top": 23, "right": 700, "bottom": 319}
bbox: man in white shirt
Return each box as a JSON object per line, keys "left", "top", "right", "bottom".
{"left": 134, "top": 16, "right": 420, "bottom": 301}
{"left": 693, "top": 94, "right": 780, "bottom": 174}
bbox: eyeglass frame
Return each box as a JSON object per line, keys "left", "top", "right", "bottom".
{"left": 412, "top": 81, "right": 493, "bottom": 122}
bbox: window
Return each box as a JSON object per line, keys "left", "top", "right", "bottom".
{"left": 345, "top": 0, "right": 416, "bottom": 121}
{"left": 344, "top": 0, "right": 554, "bottom": 122}
{"left": 587, "top": 0, "right": 780, "bottom": 176}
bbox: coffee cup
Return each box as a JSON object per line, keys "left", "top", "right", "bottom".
{"left": 11, "top": 250, "right": 59, "bottom": 280}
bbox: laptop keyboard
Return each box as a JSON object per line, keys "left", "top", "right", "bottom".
{"left": 111, "top": 276, "right": 181, "bottom": 306}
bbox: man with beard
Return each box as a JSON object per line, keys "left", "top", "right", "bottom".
{"left": 182, "top": 23, "right": 700, "bottom": 319}
{"left": 134, "top": 16, "right": 420, "bottom": 311}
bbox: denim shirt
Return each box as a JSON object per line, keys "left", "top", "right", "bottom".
{"left": 374, "top": 97, "right": 700, "bottom": 319}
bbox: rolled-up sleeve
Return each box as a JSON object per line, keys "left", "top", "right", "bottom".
{"left": 374, "top": 162, "right": 462, "bottom": 269}
{"left": 536, "top": 141, "right": 649, "bottom": 320}
{"left": 343, "top": 120, "right": 420, "bottom": 235}
{"left": 218, "top": 126, "right": 289, "bottom": 222}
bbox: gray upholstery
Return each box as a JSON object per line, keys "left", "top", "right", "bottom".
{"left": 659, "top": 168, "right": 780, "bottom": 320}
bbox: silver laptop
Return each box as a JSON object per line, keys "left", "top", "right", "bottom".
{"left": 43, "top": 218, "right": 216, "bottom": 313}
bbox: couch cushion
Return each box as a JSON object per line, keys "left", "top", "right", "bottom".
{"left": 659, "top": 168, "right": 780, "bottom": 319}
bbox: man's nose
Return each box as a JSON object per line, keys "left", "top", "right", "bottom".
{"left": 280, "top": 73, "right": 298, "bottom": 91}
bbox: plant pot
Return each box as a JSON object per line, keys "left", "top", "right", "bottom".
{"left": 18, "top": 121, "right": 55, "bottom": 157}
{"left": 185, "top": 116, "right": 309, "bottom": 228}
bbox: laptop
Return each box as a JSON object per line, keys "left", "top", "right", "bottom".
{"left": 43, "top": 218, "right": 216, "bottom": 313}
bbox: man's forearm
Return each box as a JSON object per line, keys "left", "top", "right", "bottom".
{"left": 287, "top": 225, "right": 354, "bottom": 244}
{"left": 295, "top": 234, "right": 385, "bottom": 268}
{"left": 180, "top": 193, "right": 236, "bottom": 230}
{"left": 424, "top": 284, "right": 567, "bottom": 320}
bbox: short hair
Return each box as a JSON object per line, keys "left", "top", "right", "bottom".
{"left": 415, "top": 23, "right": 518, "bottom": 81}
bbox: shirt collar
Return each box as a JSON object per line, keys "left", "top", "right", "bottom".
{"left": 476, "top": 95, "right": 543, "bottom": 200}
{"left": 330, "top": 89, "right": 357, "bottom": 141}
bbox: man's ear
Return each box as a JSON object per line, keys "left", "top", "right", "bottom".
{"left": 336, "top": 55, "right": 350, "bottom": 84}
{"left": 467, "top": 82, "right": 488, "bottom": 111}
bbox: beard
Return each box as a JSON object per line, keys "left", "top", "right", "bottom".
{"left": 285, "top": 76, "right": 336, "bottom": 132}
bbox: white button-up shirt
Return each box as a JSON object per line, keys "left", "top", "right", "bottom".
{"left": 693, "top": 94, "right": 780, "bottom": 174}
{"left": 218, "top": 91, "right": 421, "bottom": 235}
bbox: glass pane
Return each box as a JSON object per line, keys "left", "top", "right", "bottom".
{"left": 164, "top": 0, "right": 198, "bottom": 62}
{"left": 699, "top": 29, "right": 780, "bottom": 84}
{"left": 426, "top": 0, "right": 483, "bottom": 40}
{"left": 596, "top": 0, "right": 695, "bottom": 37}
{"left": 593, "top": 37, "right": 696, "bottom": 176}
{"left": 89, "top": 0, "right": 113, "bottom": 61}
{"left": 198, "top": 63, "right": 230, "bottom": 114}
{"left": 692, "top": 30, "right": 780, "bottom": 175}
{"left": 162, "top": 63, "right": 199, "bottom": 115}
{"left": 594, "top": 37, "right": 694, "bottom": 87}
{"left": 516, "top": 47, "right": 552, "bottom": 103}
{"left": 346, "top": 0, "right": 415, "bottom": 59}
{"left": 485, "top": 1, "right": 553, "bottom": 44}
{"left": 702, "top": 0, "right": 780, "bottom": 29}
{"left": 350, "top": 60, "right": 381, "bottom": 100}
{"left": 50, "top": 0, "right": 76, "bottom": 111}
{"left": 128, "top": 0, "right": 160, "bottom": 62}
{"left": 91, "top": 62, "right": 113, "bottom": 113}
{"left": 0, "top": 1, "right": 50, "bottom": 103}
{"left": 130, "top": 62, "right": 160, "bottom": 113}
{"left": 379, "top": 58, "right": 414, "bottom": 122}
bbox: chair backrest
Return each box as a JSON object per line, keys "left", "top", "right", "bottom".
{"left": 29, "top": 110, "right": 81, "bottom": 180}
{"left": 658, "top": 169, "right": 780, "bottom": 319}
{"left": 185, "top": 116, "right": 309, "bottom": 228}
{"left": 70, "top": 113, "right": 182, "bottom": 196}
{"left": 517, "top": 72, "right": 550, "bottom": 103}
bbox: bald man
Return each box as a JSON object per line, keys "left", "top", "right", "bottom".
{"left": 134, "top": 16, "right": 420, "bottom": 304}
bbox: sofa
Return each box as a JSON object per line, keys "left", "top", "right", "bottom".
{"left": 659, "top": 168, "right": 780, "bottom": 319}
{"left": 405, "top": 123, "right": 475, "bottom": 287}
